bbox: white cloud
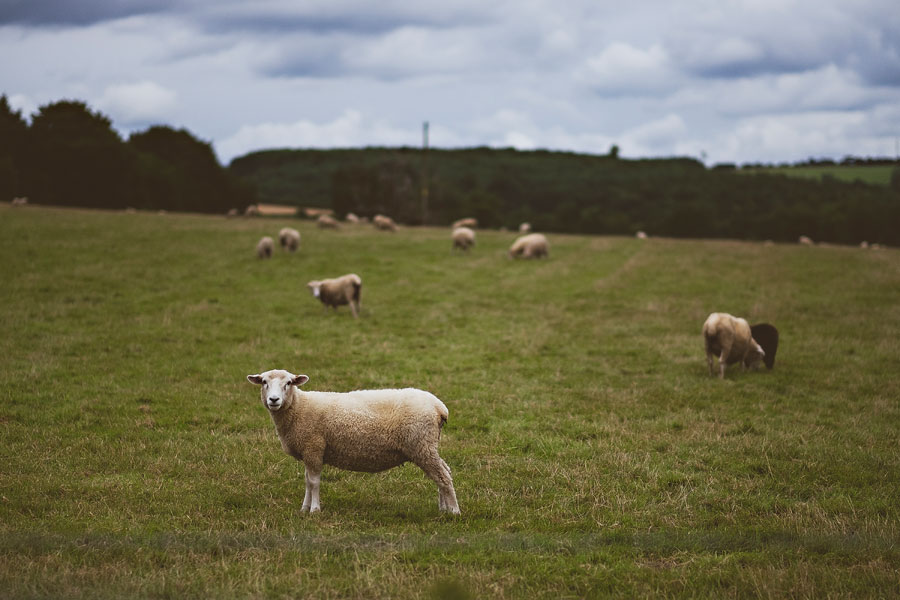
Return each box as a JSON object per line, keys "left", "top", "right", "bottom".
{"left": 215, "top": 110, "right": 417, "bottom": 162}
{"left": 97, "top": 81, "right": 177, "bottom": 125}
{"left": 577, "top": 42, "right": 678, "bottom": 95}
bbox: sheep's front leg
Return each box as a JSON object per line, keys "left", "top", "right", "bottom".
{"left": 706, "top": 350, "right": 715, "bottom": 377}
{"left": 302, "top": 464, "right": 322, "bottom": 513}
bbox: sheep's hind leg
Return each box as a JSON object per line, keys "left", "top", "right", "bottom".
{"left": 415, "top": 452, "right": 460, "bottom": 515}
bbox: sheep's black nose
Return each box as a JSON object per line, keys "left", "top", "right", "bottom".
{"left": 268, "top": 397, "right": 280, "bottom": 404}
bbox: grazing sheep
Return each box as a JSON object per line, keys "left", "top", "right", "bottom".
{"left": 452, "top": 217, "right": 478, "bottom": 229}
{"left": 635, "top": 231, "right": 648, "bottom": 239}
{"left": 256, "top": 236, "right": 274, "bottom": 259}
{"left": 452, "top": 227, "right": 476, "bottom": 251}
{"left": 750, "top": 323, "right": 779, "bottom": 370}
{"left": 509, "top": 233, "right": 549, "bottom": 259}
{"left": 798, "top": 235, "right": 813, "bottom": 245}
{"left": 373, "top": 214, "right": 397, "bottom": 231}
{"left": 518, "top": 222, "right": 531, "bottom": 233}
{"left": 317, "top": 214, "right": 340, "bottom": 229}
{"left": 860, "top": 241, "right": 869, "bottom": 249}
{"left": 226, "top": 208, "right": 239, "bottom": 218}
{"left": 702, "top": 312, "right": 765, "bottom": 379}
{"left": 246, "top": 369, "right": 460, "bottom": 514}
{"left": 11, "top": 197, "right": 28, "bottom": 206}
{"left": 279, "top": 227, "right": 301, "bottom": 252}
{"left": 307, "top": 273, "right": 362, "bottom": 318}
{"left": 345, "top": 212, "right": 360, "bottom": 224}
{"left": 245, "top": 204, "right": 260, "bottom": 217}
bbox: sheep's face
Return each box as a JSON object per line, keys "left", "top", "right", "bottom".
{"left": 247, "top": 370, "right": 309, "bottom": 412}
{"left": 744, "top": 340, "right": 765, "bottom": 369}
{"left": 307, "top": 281, "right": 322, "bottom": 299}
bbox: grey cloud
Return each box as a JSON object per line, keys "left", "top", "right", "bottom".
{"left": 0, "top": 0, "right": 173, "bottom": 26}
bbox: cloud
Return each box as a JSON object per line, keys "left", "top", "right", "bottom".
{"left": 215, "top": 110, "right": 419, "bottom": 162}
{"left": 96, "top": 81, "right": 177, "bottom": 126}
{"left": 578, "top": 42, "right": 679, "bottom": 96}
{"left": 0, "top": 0, "right": 172, "bottom": 26}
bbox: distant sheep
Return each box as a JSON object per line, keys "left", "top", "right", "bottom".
{"left": 307, "top": 273, "right": 362, "bottom": 318}
{"left": 317, "top": 214, "right": 340, "bottom": 229}
{"left": 860, "top": 241, "right": 869, "bottom": 249}
{"left": 749, "top": 323, "right": 779, "bottom": 370}
{"left": 11, "top": 197, "right": 28, "bottom": 206}
{"left": 279, "top": 227, "right": 301, "bottom": 252}
{"left": 452, "top": 227, "right": 476, "bottom": 251}
{"left": 226, "top": 208, "right": 239, "bottom": 218}
{"left": 518, "top": 222, "right": 531, "bottom": 233}
{"left": 702, "top": 312, "right": 765, "bottom": 379}
{"left": 245, "top": 204, "right": 260, "bottom": 217}
{"left": 452, "top": 218, "right": 478, "bottom": 229}
{"left": 373, "top": 214, "right": 397, "bottom": 231}
{"left": 345, "top": 212, "right": 360, "bottom": 224}
{"left": 256, "top": 236, "right": 274, "bottom": 259}
{"left": 509, "top": 233, "right": 549, "bottom": 259}
{"left": 798, "top": 235, "right": 813, "bottom": 245}
{"left": 635, "top": 231, "right": 648, "bottom": 239}
{"left": 246, "top": 369, "right": 460, "bottom": 514}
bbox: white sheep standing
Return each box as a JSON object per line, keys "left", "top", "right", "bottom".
{"left": 374, "top": 214, "right": 397, "bottom": 231}
{"left": 451, "top": 227, "right": 476, "bottom": 251}
{"left": 509, "top": 233, "right": 549, "bottom": 259}
{"left": 518, "top": 222, "right": 531, "bottom": 233}
{"left": 246, "top": 369, "right": 460, "bottom": 514}
{"left": 256, "top": 236, "right": 274, "bottom": 259}
{"left": 345, "top": 212, "right": 360, "bottom": 224}
{"left": 317, "top": 214, "right": 340, "bottom": 229}
{"left": 279, "top": 227, "right": 301, "bottom": 252}
{"left": 798, "top": 235, "right": 813, "bottom": 245}
{"left": 635, "top": 231, "right": 648, "bottom": 239}
{"left": 702, "top": 312, "right": 765, "bottom": 379}
{"left": 307, "top": 273, "right": 362, "bottom": 318}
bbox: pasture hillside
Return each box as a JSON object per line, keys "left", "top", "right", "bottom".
{"left": 1, "top": 204, "right": 899, "bottom": 598}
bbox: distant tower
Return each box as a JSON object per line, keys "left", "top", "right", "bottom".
{"left": 421, "top": 121, "right": 430, "bottom": 224}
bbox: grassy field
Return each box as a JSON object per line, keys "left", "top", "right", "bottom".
{"left": 740, "top": 164, "right": 896, "bottom": 186}
{"left": 1, "top": 204, "right": 899, "bottom": 598}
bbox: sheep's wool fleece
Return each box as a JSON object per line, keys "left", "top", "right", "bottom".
{"left": 703, "top": 312, "right": 756, "bottom": 365}
{"left": 272, "top": 386, "right": 448, "bottom": 473}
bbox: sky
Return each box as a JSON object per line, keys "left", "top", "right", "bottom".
{"left": 2, "top": 0, "right": 899, "bottom": 166}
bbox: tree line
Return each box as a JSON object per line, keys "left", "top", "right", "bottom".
{"left": 0, "top": 95, "right": 254, "bottom": 213}
{"left": 231, "top": 147, "right": 900, "bottom": 245}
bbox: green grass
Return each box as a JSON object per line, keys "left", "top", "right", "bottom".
{"left": 2, "top": 204, "right": 899, "bottom": 598}
{"left": 740, "top": 164, "right": 896, "bottom": 186}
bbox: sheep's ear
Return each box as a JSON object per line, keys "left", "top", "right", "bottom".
{"left": 291, "top": 374, "right": 309, "bottom": 387}
{"left": 247, "top": 374, "right": 264, "bottom": 385}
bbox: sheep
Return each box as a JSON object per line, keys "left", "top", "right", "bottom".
{"left": 373, "top": 214, "right": 397, "bottom": 231}
{"left": 226, "top": 208, "right": 239, "bottom": 218}
{"left": 508, "top": 233, "right": 549, "bottom": 259}
{"left": 279, "top": 227, "right": 301, "bottom": 252}
{"left": 11, "top": 197, "right": 28, "bottom": 206}
{"left": 798, "top": 235, "right": 813, "bottom": 245}
{"left": 256, "top": 236, "right": 274, "bottom": 259}
{"left": 317, "top": 214, "right": 340, "bottom": 229}
{"left": 307, "top": 273, "right": 362, "bottom": 318}
{"left": 452, "top": 217, "right": 478, "bottom": 229}
{"left": 518, "top": 222, "right": 531, "bottom": 233}
{"left": 345, "top": 212, "right": 360, "bottom": 224}
{"left": 702, "top": 312, "right": 765, "bottom": 379}
{"left": 860, "top": 241, "right": 869, "bottom": 249}
{"left": 246, "top": 369, "right": 460, "bottom": 514}
{"left": 750, "top": 323, "right": 779, "bottom": 370}
{"left": 635, "top": 231, "right": 648, "bottom": 239}
{"left": 245, "top": 204, "right": 260, "bottom": 217}
{"left": 451, "top": 227, "right": 476, "bottom": 251}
